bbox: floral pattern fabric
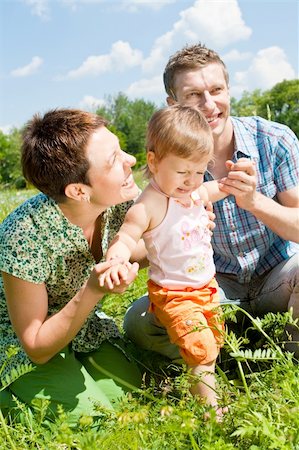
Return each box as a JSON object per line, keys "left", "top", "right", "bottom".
{"left": 0, "top": 193, "right": 132, "bottom": 382}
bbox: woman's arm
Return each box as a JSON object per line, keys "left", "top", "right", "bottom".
{"left": 2, "top": 260, "right": 138, "bottom": 364}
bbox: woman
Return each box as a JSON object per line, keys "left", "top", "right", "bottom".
{"left": 0, "top": 109, "right": 144, "bottom": 424}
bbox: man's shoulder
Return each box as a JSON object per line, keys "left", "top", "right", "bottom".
{"left": 232, "top": 116, "right": 291, "bottom": 138}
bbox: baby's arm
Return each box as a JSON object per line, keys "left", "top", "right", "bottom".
{"left": 201, "top": 158, "right": 256, "bottom": 204}
{"left": 108, "top": 200, "right": 150, "bottom": 260}
{"left": 199, "top": 180, "right": 227, "bottom": 205}
{"left": 100, "top": 197, "right": 151, "bottom": 288}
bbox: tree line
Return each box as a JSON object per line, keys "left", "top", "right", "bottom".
{"left": 0, "top": 79, "right": 298, "bottom": 188}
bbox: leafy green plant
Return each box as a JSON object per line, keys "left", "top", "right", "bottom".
{"left": 1, "top": 189, "right": 299, "bottom": 449}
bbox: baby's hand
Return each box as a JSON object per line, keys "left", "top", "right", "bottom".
{"left": 205, "top": 201, "right": 215, "bottom": 235}
{"left": 99, "top": 258, "right": 132, "bottom": 290}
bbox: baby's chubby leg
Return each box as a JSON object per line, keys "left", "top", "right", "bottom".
{"left": 189, "top": 360, "right": 217, "bottom": 406}
{"left": 123, "top": 294, "right": 181, "bottom": 360}
{"left": 189, "top": 360, "right": 228, "bottom": 420}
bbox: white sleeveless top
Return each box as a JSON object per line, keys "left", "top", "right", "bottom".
{"left": 143, "top": 182, "right": 215, "bottom": 290}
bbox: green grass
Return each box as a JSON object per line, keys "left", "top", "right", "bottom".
{"left": 0, "top": 187, "right": 37, "bottom": 222}
{"left": 1, "top": 187, "right": 299, "bottom": 450}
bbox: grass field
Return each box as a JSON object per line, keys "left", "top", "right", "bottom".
{"left": 1, "top": 187, "right": 299, "bottom": 450}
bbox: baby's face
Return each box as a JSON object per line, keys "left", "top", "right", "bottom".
{"left": 150, "top": 152, "right": 210, "bottom": 199}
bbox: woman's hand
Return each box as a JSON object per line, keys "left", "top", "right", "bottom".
{"left": 88, "top": 259, "right": 139, "bottom": 294}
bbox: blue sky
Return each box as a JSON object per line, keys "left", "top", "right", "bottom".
{"left": 1, "top": 0, "right": 298, "bottom": 132}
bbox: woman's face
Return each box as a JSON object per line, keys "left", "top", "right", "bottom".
{"left": 85, "top": 126, "right": 139, "bottom": 207}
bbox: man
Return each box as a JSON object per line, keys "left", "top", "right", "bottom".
{"left": 124, "top": 43, "right": 299, "bottom": 358}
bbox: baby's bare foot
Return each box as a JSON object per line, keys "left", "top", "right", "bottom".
{"left": 204, "top": 405, "right": 229, "bottom": 422}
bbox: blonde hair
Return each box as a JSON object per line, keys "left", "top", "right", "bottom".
{"left": 145, "top": 105, "right": 213, "bottom": 177}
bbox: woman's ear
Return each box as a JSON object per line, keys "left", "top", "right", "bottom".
{"left": 147, "top": 151, "right": 157, "bottom": 174}
{"left": 65, "top": 184, "right": 90, "bottom": 202}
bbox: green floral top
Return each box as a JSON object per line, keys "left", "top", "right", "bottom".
{"left": 0, "top": 193, "right": 132, "bottom": 382}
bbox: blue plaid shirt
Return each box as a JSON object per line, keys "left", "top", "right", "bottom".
{"left": 205, "top": 116, "right": 299, "bottom": 284}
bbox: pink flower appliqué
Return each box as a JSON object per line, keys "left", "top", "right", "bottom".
{"left": 180, "top": 221, "right": 202, "bottom": 251}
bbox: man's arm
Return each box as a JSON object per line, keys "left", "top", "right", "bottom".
{"left": 222, "top": 159, "right": 299, "bottom": 243}
{"left": 249, "top": 187, "right": 299, "bottom": 243}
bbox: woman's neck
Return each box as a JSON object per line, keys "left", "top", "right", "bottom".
{"left": 57, "top": 199, "right": 105, "bottom": 232}
{"left": 83, "top": 215, "right": 103, "bottom": 262}
{"left": 58, "top": 200, "right": 104, "bottom": 262}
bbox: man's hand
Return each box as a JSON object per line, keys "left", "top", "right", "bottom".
{"left": 220, "top": 158, "right": 257, "bottom": 211}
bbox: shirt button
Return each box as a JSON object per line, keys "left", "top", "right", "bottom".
{"left": 186, "top": 319, "right": 193, "bottom": 326}
{"left": 231, "top": 224, "right": 236, "bottom": 231}
{"left": 239, "top": 252, "right": 245, "bottom": 257}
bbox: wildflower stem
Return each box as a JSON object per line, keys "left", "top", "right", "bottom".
{"left": 0, "top": 408, "right": 17, "bottom": 450}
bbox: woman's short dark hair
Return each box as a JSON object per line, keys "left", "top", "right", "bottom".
{"left": 21, "top": 109, "right": 107, "bottom": 199}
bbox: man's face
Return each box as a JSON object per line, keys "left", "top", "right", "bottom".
{"left": 169, "top": 63, "right": 231, "bottom": 140}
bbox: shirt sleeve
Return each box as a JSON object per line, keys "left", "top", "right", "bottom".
{"left": 274, "top": 126, "right": 299, "bottom": 192}
{"left": 0, "top": 212, "right": 50, "bottom": 284}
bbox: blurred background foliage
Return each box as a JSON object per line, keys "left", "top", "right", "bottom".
{"left": 0, "top": 79, "right": 298, "bottom": 188}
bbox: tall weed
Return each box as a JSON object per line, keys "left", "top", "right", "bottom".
{"left": 0, "top": 188, "right": 298, "bottom": 449}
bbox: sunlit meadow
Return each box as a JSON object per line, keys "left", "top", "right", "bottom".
{"left": 0, "top": 187, "right": 298, "bottom": 450}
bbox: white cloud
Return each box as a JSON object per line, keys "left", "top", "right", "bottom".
{"left": 78, "top": 95, "right": 106, "bottom": 111}
{"left": 61, "top": 0, "right": 106, "bottom": 12}
{"left": 23, "top": 0, "right": 50, "bottom": 20}
{"left": 120, "top": 0, "right": 176, "bottom": 12}
{"left": 222, "top": 49, "right": 252, "bottom": 63}
{"left": 24, "top": 0, "right": 173, "bottom": 17}
{"left": 63, "top": 41, "right": 143, "bottom": 79}
{"left": 0, "top": 124, "right": 15, "bottom": 135}
{"left": 11, "top": 56, "right": 43, "bottom": 77}
{"left": 142, "top": 0, "right": 252, "bottom": 73}
{"left": 232, "top": 46, "right": 296, "bottom": 95}
{"left": 126, "top": 75, "right": 164, "bottom": 100}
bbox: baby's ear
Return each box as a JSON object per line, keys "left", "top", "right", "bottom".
{"left": 147, "top": 151, "right": 157, "bottom": 174}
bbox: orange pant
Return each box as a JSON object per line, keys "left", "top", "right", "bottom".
{"left": 148, "top": 278, "right": 224, "bottom": 366}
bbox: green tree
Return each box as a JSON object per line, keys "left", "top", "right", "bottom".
{"left": 231, "top": 79, "right": 299, "bottom": 137}
{"left": 261, "top": 79, "right": 299, "bottom": 136}
{"left": 97, "top": 92, "right": 158, "bottom": 167}
{"left": 230, "top": 89, "right": 263, "bottom": 117}
{"left": 0, "top": 128, "right": 24, "bottom": 186}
